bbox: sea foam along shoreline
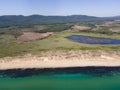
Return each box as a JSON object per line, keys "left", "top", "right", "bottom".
{"left": 0, "top": 50, "right": 120, "bottom": 70}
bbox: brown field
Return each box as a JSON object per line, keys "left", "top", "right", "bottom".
{"left": 17, "top": 32, "right": 52, "bottom": 42}
{"left": 104, "top": 21, "right": 120, "bottom": 27}
{"left": 71, "top": 25, "right": 91, "bottom": 31}
{"left": 110, "top": 27, "right": 120, "bottom": 33}
{"left": 34, "top": 25, "right": 46, "bottom": 30}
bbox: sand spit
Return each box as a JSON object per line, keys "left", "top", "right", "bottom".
{"left": 0, "top": 50, "right": 120, "bottom": 70}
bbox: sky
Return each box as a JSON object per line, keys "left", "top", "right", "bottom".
{"left": 0, "top": 0, "right": 120, "bottom": 17}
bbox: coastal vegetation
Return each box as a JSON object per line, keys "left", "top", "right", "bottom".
{"left": 0, "top": 15, "right": 120, "bottom": 58}
{"left": 0, "top": 31, "right": 120, "bottom": 58}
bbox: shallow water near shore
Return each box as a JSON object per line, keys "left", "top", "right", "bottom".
{"left": 0, "top": 67, "right": 120, "bottom": 90}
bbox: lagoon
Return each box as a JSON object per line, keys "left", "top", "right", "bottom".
{"left": 67, "top": 35, "right": 120, "bottom": 44}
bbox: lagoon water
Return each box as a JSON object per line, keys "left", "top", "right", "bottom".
{"left": 0, "top": 67, "right": 120, "bottom": 90}
{"left": 67, "top": 35, "right": 120, "bottom": 44}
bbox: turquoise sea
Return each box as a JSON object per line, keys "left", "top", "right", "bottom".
{"left": 0, "top": 67, "right": 120, "bottom": 90}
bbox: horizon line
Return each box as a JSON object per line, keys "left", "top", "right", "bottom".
{"left": 0, "top": 14, "right": 119, "bottom": 18}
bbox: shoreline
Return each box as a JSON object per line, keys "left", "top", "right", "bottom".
{"left": 0, "top": 50, "right": 120, "bottom": 70}
{"left": 1, "top": 67, "right": 120, "bottom": 77}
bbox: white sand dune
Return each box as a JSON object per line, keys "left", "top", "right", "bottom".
{"left": 0, "top": 50, "right": 120, "bottom": 70}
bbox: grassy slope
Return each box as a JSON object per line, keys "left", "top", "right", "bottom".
{"left": 0, "top": 32, "right": 120, "bottom": 58}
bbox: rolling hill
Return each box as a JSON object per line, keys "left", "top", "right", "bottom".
{"left": 0, "top": 15, "right": 120, "bottom": 28}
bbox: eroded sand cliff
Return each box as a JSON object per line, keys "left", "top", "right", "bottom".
{"left": 0, "top": 50, "right": 120, "bottom": 70}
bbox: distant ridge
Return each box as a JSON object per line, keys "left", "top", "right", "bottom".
{"left": 0, "top": 15, "right": 120, "bottom": 28}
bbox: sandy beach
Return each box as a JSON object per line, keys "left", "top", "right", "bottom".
{"left": 0, "top": 50, "right": 120, "bottom": 70}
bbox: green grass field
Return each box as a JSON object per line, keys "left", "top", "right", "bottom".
{"left": 0, "top": 31, "right": 120, "bottom": 58}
